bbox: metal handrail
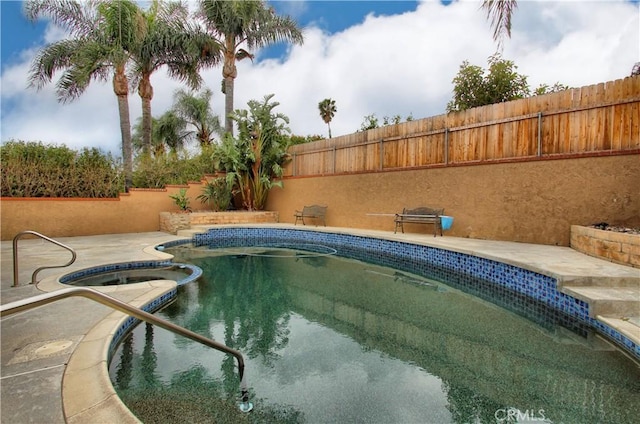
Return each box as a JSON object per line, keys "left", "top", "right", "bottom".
{"left": 12, "top": 230, "right": 77, "bottom": 287}
{"left": 0, "top": 286, "right": 252, "bottom": 411}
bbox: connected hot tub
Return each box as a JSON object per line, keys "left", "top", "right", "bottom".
{"left": 59, "top": 261, "right": 202, "bottom": 287}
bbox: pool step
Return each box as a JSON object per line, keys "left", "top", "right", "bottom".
{"left": 562, "top": 286, "right": 640, "bottom": 317}
{"left": 596, "top": 315, "right": 640, "bottom": 349}
{"left": 557, "top": 275, "right": 639, "bottom": 289}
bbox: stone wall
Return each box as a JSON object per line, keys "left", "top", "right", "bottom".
{"left": 571, "top": 225, "right": 640, "bottom": 268}
{"left": 159, "top": 211, "right": 279, "bottom": 234}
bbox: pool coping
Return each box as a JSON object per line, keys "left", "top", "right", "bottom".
{"left": 63, "top": 281, "right": 176, "bottom": 424}
{"left": 35, "top": 275, "right": 178, "bottom": 424}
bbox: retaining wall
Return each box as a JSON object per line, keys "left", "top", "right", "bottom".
{"left": 0, "top": 183, "right": 211, "bottom": 240}
{"left": 267, "top": 154, "right": 640, "bottom": 246}
{"left": 160, "top": 211, "right": 279, "bottom": 234}
{"left": 571, "top": 225, "right": 640, "bottom": 268}
{"left": 2, "top": 155, "right": 638, "bottom": 246}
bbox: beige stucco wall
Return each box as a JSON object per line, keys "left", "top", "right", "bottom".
{"left": 2, "top": 155, "right": 638, "bottom": 246}
{"left": 0, "top": 183, "right": 210, "bottom": 240}
{"left": 266, "top": 154, "right": 640, "bottom": 246}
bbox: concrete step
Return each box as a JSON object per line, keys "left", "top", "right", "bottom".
{"left": 596, "top": 315, "right": 640, "bottom": 349}
{"left": 558, "top": 275, "right": 639, "bottom": 289}
{"left": 562, "top": 286, "right": 640, "bottom": 317}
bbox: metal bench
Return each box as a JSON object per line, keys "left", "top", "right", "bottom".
{"left": 394, "top": 207, "right": 444, "bottom": 236}
{"left": 294, "top": 205, "right": 327, "bottom": 226}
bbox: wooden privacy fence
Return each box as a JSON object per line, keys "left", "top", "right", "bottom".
{"left": 285, "top": 76, "right": 639, "bottom": 176}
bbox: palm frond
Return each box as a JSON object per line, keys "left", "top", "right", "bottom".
{"left": 28, "top": 39, "right": 77, "bottom": 89}
{"left": 24, "top": 0, "right": 97, "bottom": 37}
{"left": 481, "top": 0, "right": 517, "bottom": 48}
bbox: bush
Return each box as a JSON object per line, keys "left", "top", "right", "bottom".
{"left": 213, "top": 94, "right": 291, "bottom": 211}
{"left": 196, "top": 177, "right": 233, "bottom": 211}
{"left": 0, "top": 140, "right": 122, "bottom": 197}
{"left": 447, "top": 54, "right": 529, "bottom": 112}
{"left": 1, "top": 141, "right": 220, "bottom": 197}
{"left": 131, "top": 149, "right": 216, "bottom": 188}
{"left": 169, "top": 188, "right": 192, "bottom": 212}
{"left": 289, "top": 134, "right": 324, "bottom": 145}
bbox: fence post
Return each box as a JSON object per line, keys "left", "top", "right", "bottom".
{"left": 379, "top": 139, "right": 383, "bottom": 170}
{"left": 292, "top": 153, "right": 297, "bottom": 176}
{"left": 444, "top": 128, "right": 449, "bottom": 165}
{"left": 332, "top": 146, "right": 336, "bottom": 174}
{"left": 537, "top": 112, "right": 543, "bottom": 157}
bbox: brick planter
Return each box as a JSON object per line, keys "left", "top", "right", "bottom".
{"left": 160, "top": 211, "right": 279, "bottom": 234}
{"left": 571, "top": 225, "right": 640, "bottom": 268}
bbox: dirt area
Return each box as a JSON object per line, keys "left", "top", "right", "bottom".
{"left": 591, "top": 222, "right": 640, "bottom": 235}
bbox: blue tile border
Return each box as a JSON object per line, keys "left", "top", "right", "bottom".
{"left": 59, "top": 261, "right": 202, "bottom": 287}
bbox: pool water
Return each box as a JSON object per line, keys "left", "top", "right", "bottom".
{"left": 109, "top": 247, "right": 640, "bottom": 424}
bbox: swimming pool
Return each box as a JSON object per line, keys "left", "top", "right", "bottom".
{"left": 108, "top": 229, "right": 640, "bottom": 423}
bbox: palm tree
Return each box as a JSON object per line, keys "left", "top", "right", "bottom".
{"left": 128, "top": 0, "right": 221, "bottom": 156}
{"left": 25, "top": 0, "right": 142, "bottom": 191}
{"left": 132, "top": 111, "right": 188, "bottom": 157}
{"left": 172, "top": 88, "right": 222, "bottom": 147}
{"left": 481, "top": 0, "right": 518, "bottom": 49}
{"left": 318, "top": 98, "right": 337, "bottom": 139}
{"left": 198, "top": 0, "right": 304, "bottom": 134}
{"left": 155, "top": 111, "right": 189, "bottom": 155}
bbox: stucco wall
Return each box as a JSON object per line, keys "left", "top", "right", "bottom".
{"left": 2, "top": 155, "right": 638, "bottom": 246}
{"left": 266, "top": 154, "right": 640, "bottom": 246}
{"left": 0, "top": 183, "right": 210, "bottom": 240}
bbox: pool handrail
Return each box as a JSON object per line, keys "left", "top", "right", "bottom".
{"left": 0, "top": 286, "right": 252, "bottom": 411}
{"left": 12, "top": 230, "right": 77, "bottom": 287}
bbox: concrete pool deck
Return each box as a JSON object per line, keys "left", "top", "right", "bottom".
{"left": 1, "top": 226, "right": 639, "bottom": 423}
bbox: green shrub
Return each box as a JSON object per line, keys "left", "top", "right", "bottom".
{"left": 197, "top": 177, "right": 233, "bottom": 211}
{"left": 213, "top": 94, "right": 291, "bottom": 211}
{"left": 131, "top": 150, "right": 215, "bottom": 188}
{"left": 289, "top": 134, "right": 323, "bottom": 145}
{"left": 169, "top": 188, "right": 192, "bottom": 212}
{"left": 0, "top": 140, "right": 122, "bottom": 197}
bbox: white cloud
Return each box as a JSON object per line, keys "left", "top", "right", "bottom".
{"left": 505, "top": 0, "right": 640, "bottom": 88}
{"left": 1, "top": 0, "right": 638, "bottom": 155}
{"left": 43, "top": 22, "right": 68, "bottom": 44}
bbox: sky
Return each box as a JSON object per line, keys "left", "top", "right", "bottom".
{"left": 1, "top": 0, "right": 639, "bottom": 156}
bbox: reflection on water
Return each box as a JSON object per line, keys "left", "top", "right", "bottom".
{"left": 110, "top": 247, "right": 640, "bottom": 424}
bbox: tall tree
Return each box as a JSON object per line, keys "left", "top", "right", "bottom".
{"left": 128, "top": 0, "right": 221, "bottom": 155}
{"left": 318, "top": 98, "right": 336, "bottom": 139}
{"left": 481, "top": 0, "right": 518, "bottom": 49}
{"left": 198, "top": 0, "right": 304, "bottom": 134}
{"left": 25, "top": 0, "right": 142, "bottom": 191}
{"left": 447, "top": 54, "right": 529, "bottom": 112}
{"left": 172, "top": 88, "right": 222, "bottom": 147}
